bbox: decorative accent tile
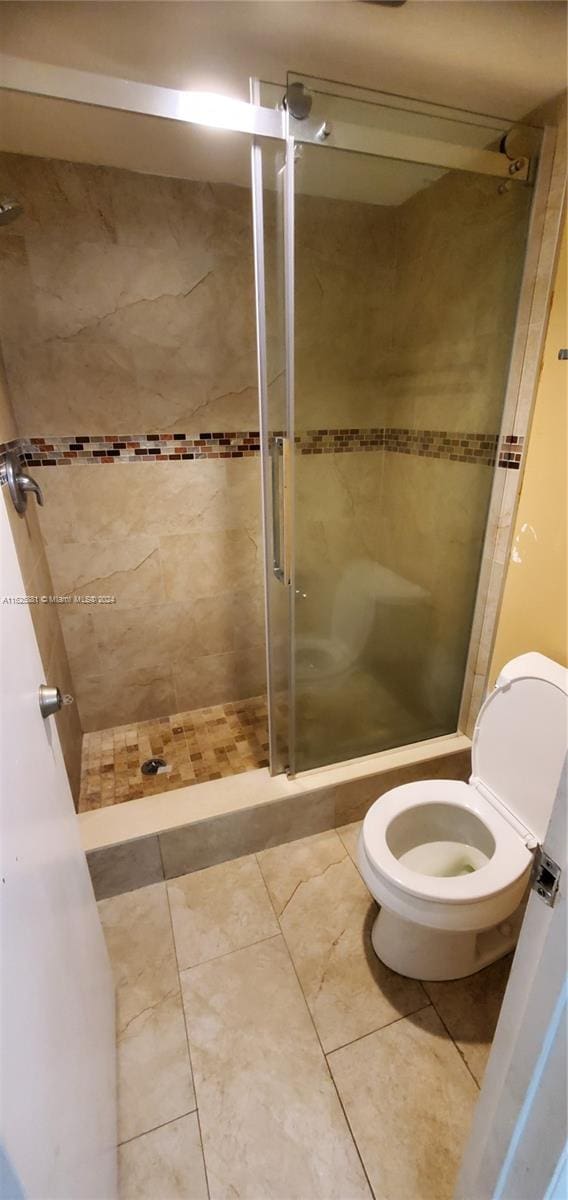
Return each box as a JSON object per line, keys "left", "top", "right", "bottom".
{"left": 497, "top": 433, "right": 525, "bottom": 469}
{"left": 21, "top": 431, "right": 261, "bottom": 465}
{"left": 383, "top": 427, "right": 499, "bottom": 466}
{"left": 1, "top": 428, "right": 522, "bottom": 475}
{"left": 295, "top": 428, "right": 385, "bottom": 454}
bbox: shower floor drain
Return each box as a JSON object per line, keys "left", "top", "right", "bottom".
{"left": 141, "top": 757, "right": 169, "bottom": 776}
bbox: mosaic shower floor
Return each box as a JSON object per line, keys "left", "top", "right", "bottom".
{"left": 78, "top": 694, "right": 269, "bottom": 813}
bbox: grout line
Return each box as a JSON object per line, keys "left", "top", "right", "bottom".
{"left": 254, "top": 851, "right": 377, "bottom": 1199}
{"left": 424, "top": 995, "right": 481, "bottom": 1090}
{"left": 172, "top": 930, "right": 282, "bottom": 977}
{"left": 325, "top": 1001, "right": 434, "bottom": 1059}
{"left": 117, "top": 1109, "right": 198, "bottom": 1148}
{"left": 164, "top": 883, "right": 212, "bottom": 1200}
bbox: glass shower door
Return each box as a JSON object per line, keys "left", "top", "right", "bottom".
{"left": 287, "top": 77, "right": 538, "bottom": 773}
{"left": 253, "top": 73, "right": 540, "bottom": 775}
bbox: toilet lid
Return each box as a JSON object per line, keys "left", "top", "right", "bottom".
{"left": 473, "top": 653, "right": 568, "bottom": 843}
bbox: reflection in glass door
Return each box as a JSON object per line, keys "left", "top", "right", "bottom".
{"left": 254, "top": 75, "right": 540, "bottom": 775}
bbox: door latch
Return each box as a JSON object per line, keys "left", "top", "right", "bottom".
{"left": 532, "top": 847, "right": 561, "bottom": 907}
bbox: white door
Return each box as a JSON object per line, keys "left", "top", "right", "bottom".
{"left": 457, "top": 755, "right": 567, "bottom": 1200}
{"left": 0, "top": 498, "right": 116, "bottom": 1199}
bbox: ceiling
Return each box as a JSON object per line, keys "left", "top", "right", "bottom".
{"left": 0, "top": 1, "right": 565, "bottom": 205}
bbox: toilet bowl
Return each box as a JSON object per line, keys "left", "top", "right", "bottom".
{"left": 358, "top": 652, "right": 568, "bottom": 981}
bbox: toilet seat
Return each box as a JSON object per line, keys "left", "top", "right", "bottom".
{"left": 358, "top": 655, "right": 567, "bottom": 974}
{"left": 362, "top": 778, "right": 533, "bottom": 906}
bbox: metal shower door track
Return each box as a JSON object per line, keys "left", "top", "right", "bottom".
{"left": 0, "top": 54, "right": 529, "bottom": 180}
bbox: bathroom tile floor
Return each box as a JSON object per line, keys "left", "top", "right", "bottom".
{"left": 78, "top": 694, "right": 270, "bottom": 812}
{"left": 101, "top": 822, "right": 513, "bottom": 1200}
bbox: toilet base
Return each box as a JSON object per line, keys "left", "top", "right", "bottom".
{"left": 371, "top": 905, "right": 522, "bottom": 981}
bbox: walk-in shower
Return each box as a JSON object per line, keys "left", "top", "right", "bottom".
{"left": 0, "top": 55, "right": 557, "bottom": 851}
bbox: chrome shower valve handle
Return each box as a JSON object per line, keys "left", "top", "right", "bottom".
{"left": 1, "top": 450, "right": 44, "bottom": 514}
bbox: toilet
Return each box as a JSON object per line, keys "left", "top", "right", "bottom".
{"left": 358, "top": 652, "right": 568, "bottom": 981}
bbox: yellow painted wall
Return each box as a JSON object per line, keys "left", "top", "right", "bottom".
{"left": 490, "top": 221, "right": 567, "bottom": 678}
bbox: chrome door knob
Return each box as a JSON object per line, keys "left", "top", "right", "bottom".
{"left": 39, "top": 684, "right": 74, "bottom": 719}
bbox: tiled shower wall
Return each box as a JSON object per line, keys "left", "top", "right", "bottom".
{"left": 0, "top": 154, "right": 264, "bottom": 731}
{"left": 0, "top": 153, "right": 397, "bottom": 733}
{"left": 0, "top": 358, "right": 82, "bottom": 792}
{"left": 0, "top": 149, "right": 531, "bottom": 742}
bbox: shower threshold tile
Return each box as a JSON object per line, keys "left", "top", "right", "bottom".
{"left": 78, "top": 693, "right": 269, "bottom": 812}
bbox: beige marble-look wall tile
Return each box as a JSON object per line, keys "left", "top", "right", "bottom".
{"left": 168, "top": 854, "right": 278, "bottom": 970}
{"left": 31, "top": 456, "right": 266, "bottom": 728}
{"left": 0, "top": 153, "right": 261, "bottom": 437}
{"left": 328, "top": 1006, "right": 479, "bottom": 1200}
{"left": 160, "top": 526, "right": 261, "bottom": 603}
{"left": 173, "top": 643, "right": 266, "bottom": 713}
{"left": 181, "top": 935, "right": 371, "bottom": 1200}
{"left": 0, "top": 352, "right": 17, "bottom": 443}
{"left": 423, "top": 954, "right": 513, "bottom": 1087}
{"left": 36, "top": 459, "right": 262, "bottom": 546}
{"left": 118, "top": 1113, "right": 208, "bottom": 1200}
{"left": 3, "top": 488, "right": 43, "bottom": 592}
{"left": 47, "top": 535, "right": 164, "bottom": 608}
{"left": 75, "top": 666, "right": 177, "bottom": 732}
{"left": 258, "top": 830, "right": 426, "bottom": 1053}
{"left": 98, "top": 882, "right": 195, "bottom": 1144}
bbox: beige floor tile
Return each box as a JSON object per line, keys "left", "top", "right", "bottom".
{"left": 337, "top": 820, "right": 362, "bottom": 863}
{"left": 328, "top": 1006, "right": 479, "bottom": 1200}
{"left": 181, "top": 936, "right": 371, "bottom": 1200}
{"left": 167, "top": 854, "right": 279, "bottom": 970}
{"left": 99, "top": 883, "right": 195, "bottom": 1143}
{"left": 258, "top": 830, "right": 426, "bottom": 1052}
{"left": 423, "top": 954, "right": 513, "bottom": 1085}
{"left": 118, "top": 1113, "right": 208, "bottom": 1200}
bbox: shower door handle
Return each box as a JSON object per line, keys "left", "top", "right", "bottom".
{"left": 271, "top": 435, "right": 291, "bottom": 585}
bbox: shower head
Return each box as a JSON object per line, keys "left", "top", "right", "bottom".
{"left": 0, "top": 198, "right": 23, "bottom": 226}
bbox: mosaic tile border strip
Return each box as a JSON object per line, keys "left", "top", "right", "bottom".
{"left": 0, "top": 428, "right": 523, "bottom": 471}
{"left": 497, "top": 433, "right": 525, "bottom": 469}
{"left": 22, "top": 431, "right": 262, "bottom": 465}
{"left": 384, "top": 428, "right": 498, "bottom": 466}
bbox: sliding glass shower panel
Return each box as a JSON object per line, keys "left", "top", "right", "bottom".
{"left": 291, "top": 130, "right": 535, "bottom": 771}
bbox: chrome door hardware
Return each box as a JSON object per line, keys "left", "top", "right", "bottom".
{"left": 2, "top": 450, "right": 44, "bottom": 514}
{"left": 38, "top": 684, "right": 74, "bottom": 719}
{"left": 532, "top": 847, "right": 561, "bottom": 907}
{"left": 270, "top": 435, "right": 291, "bottom": 585}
